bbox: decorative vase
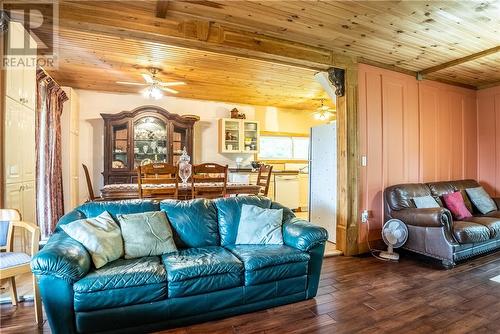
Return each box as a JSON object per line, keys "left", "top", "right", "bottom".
{"left": 142, "top": 145, "right": 149, "bottom": 154}
{"left": 178, "top": 147, "right": 192, "bottom": 187}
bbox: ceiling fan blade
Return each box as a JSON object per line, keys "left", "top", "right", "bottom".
{"left": 116, "top": 81, "right": 148, "bottom": 86}
{"left": 159, "top": 81, "right": 186, "bottom": 87}
{"left": 160, "top": 87, "right": 179, "bottom": 94}
{"left": 142, "top": 73, "right": 154, "bottom": 84}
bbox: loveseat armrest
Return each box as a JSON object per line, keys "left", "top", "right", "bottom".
{"left": 31, "top": 231, "right": 91, "bottom": 282}
{"left": 391, "top": 208, "right": 452, "bottom": 228}
{"left": 283, "top": 218, "right": 328, "bottom": 251}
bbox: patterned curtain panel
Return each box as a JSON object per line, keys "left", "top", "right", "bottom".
{"left": 36, "top": 69, "right": 68, "bottom": 239}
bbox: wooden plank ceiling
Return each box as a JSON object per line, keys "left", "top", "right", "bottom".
{"left": 41, "top": 0, "right": 500, "bottom": 107}
{"left": 49, "top": 29, "right": 328, "bottom": 110}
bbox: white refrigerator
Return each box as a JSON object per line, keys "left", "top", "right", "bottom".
{"left": 309, "top": 122, "right": 337, "bottom": 242}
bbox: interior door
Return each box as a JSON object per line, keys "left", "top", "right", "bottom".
{"left": 309, "top": 122, "right": 337, "bottom": 242}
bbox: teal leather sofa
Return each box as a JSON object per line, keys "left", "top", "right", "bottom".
{"left": 31, "top": 196, "right": 328, "bottom": 333}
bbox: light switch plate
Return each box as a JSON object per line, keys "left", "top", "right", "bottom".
{"left": 361, "top": 156, "right": 367, "bottom": 167}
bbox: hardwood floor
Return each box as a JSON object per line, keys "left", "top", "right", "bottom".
{"left": 1, "top": 251, "right": 499, "bottom": 334}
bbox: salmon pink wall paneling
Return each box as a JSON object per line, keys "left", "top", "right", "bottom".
{"left": 357, "top": 64, "right": 478, "bottom": 244}
{"left": 418, "top": 81, "right": 477, "bottom": 183}
{"left": 358, "top": 65, "right": 419, "bottom": 243}
{"left": 477, "top": 86, "right": 500, "bottom": 196}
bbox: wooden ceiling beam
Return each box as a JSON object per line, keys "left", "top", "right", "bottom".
{"left": 478, "top": 80, "right": 500, "bottom": 90}
{"left": 420, "top": 46, "right": 500, "bottom": 75}
{"left": 56, "top": 2, "right": 357, "bottom": 71}
{"left": 156, "top": 0, "right": 169, "bottom": 19}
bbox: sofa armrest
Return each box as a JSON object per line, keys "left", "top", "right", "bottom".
{"left": 391, "top": 208, "right": 452, "bottom": 228}
{"left": 31, "top": 231, "right": 91, "bottom": 282}
{"left": 283, "top": 218, "right": 328, "bottom": 251}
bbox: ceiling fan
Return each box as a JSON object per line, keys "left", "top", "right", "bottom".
{"left": 116, "top": 67, "right": 186, "bottom": 100}
{"left": 312, "top": 98, "right": 336, "bottom": 120}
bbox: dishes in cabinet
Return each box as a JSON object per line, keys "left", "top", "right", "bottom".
{"left": 112, "top": 160, "right": 126, "bottom": 169}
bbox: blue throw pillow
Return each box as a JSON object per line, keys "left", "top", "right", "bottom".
{"left": 413, "top": 195, "right": 440, "bottom": 208}
{"left": 235, "top": 204, "right": 283, "bottom": 245}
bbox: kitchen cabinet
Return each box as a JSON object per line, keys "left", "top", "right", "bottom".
{"left": 219, "top": 119, "right": 259, "bottom": 153}
{"left": 6, "top": 22, "right": 37, "bottom": 109}
{"left": 4, "top": 91, "right": 36, "bottom": 184}
{"left": 3, "top": 21, "right": 37, "bottom": 224}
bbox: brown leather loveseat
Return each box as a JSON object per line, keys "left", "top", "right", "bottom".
{"left": 384, "top": 179, "right": 500, "bottom": 268}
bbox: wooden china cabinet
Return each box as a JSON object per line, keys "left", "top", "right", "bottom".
{"left": 101, "top": 106, "right": 199, "bottom": 185}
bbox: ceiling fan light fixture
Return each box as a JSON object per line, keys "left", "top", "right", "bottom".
{"left": 142, "top": 85, "right": 163, "bottom": 100}
{"left": 312, "top": 98, "right": 335, "bottom": 120}
{"left": 313, "top": 111, "right": 332, "bottom": 120}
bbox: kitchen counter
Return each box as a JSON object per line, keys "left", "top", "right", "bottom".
{"left": 228, "top": 168, "right": 303, "bottom": 175}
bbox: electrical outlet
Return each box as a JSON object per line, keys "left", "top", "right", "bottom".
{"left": 361, "top": 210, "right": 369, "bottom": 223}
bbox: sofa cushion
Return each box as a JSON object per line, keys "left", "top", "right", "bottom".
{"left": 236, "top": 204, "right": 283, "bottom": 245}
{"left": 160, "top": 199, "right": 219, "bottom": 248}
{"left": 117, "top": 211, "right": 177, "bottom": 259}
{"left": 466, "top": 187, "right": 498, "bottom": 214}
{"left": 225, "top": 245, "right": 310, "bottom": 285}
{"left": 162, "top": 246, "right": 243, "bottom": 297}
{"left": 427, "top": 180, "right": 480, "bottom": 197}
{"left": 442, "top": 191, "right": 472, "bottom": 220}
{"left": 215, "top": 196, "right": 272, "bottom": 246}
{"left": 60, "top": 211, "right": 123, "bottom": 268}
{"left": 385, "top": 183, "right": 433, "bottom": 211}
{"left": 452, "top": 221, "right": 491, "bottom": 244}
{"left": 413, "top": 195, "right": 440, "bottom": 209}
{"left": 465, "top": 217, "right": 500, "bottom": 239}
{"left": 460, "top": 190, "right": 474, "bottom": 214}
{"left": 73, "top": 257, "right": 167, "bottom": 312}
{"left": 77, "top": 199, "right": 160, "bottom": 220}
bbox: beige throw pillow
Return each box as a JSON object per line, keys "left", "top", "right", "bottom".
{"left": 117, "top": 211, "right": 177, "bottom": 259}
{"left": 61, "top": 211, "right": 124, "bottom": 268}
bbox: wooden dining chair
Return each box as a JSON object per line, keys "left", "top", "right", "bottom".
{"left": 137, "top": 163, "right": 179, "bottom": 200}
{"left": 191, "top": 163, "right": 228, "bottom": 199}
{"left": 0, "top": 209, "right": 42, "bottom": 327}
{"left": 82, "top": 164, "right": 103, "bottom": 202}
{"left": 256, "top": 164, "right": 273, "bottom": 196}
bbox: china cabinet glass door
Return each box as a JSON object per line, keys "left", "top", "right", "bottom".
{"left": 243, "top": 121, "right": 259, "bottom": 152}
{"left": 111, "top": 122, "right": 129, "bottom": 169}
{"left": 172, "top": 126, "right": 188, "bottom": 165}
{"left": 223, "top": 119, "right": 241, "bottom": 152}
{"left": 133, "top": 116, "right": 168, "bottom": 168}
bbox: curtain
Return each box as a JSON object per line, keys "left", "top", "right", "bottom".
{"left": 36, "top": 68, "right": 68, "bottom": 239}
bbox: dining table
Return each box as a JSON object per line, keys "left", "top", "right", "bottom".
{"left": 100, "top": 182, "right": 262, "bottom": 200}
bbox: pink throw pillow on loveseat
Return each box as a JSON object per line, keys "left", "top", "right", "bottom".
{"left": 442, "top": 191, "right": 473, "bottom": 220}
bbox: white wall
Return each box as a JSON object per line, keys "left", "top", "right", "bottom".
{"left": 73, "top": 90, "right": 325, "bottom": 198}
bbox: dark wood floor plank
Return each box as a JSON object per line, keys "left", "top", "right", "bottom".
{"left": 1, "top": 251, "right": 499, "bottom": 334}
